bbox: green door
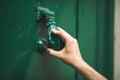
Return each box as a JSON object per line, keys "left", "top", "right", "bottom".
{"left": 78, "top": 0, "right": 114, "bottom": 80}
{"left": 0, "top": 0, "right": 76, "bottom": 80}
{"left": 0, "top": 0, "right": 114, "bottom": 80}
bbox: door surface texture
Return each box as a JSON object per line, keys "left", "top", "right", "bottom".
{"left": 0, "top": 0, "right": 114, "bottom": 80}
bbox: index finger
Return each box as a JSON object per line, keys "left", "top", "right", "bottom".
{"left": 52, "top": 27, "right": 74, "bottom": 43}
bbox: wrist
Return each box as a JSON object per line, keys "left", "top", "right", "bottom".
{"left": 71, "top": 57, "right": 86, "bottom": 70}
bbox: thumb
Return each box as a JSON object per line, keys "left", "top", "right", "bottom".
{"left": 47, "top": 48, "right": 59, "bottom": 58}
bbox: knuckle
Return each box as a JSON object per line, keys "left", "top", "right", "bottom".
{"left": 58, "top": 30, "right": 64, "bottom": 36}
{"left": 58, "top": 30, "right": 61, "bottom": 34}
{"left": 74, "top": 39, "right": 78, "bottom": 43}
{"left": 57, "top": 30, "right": 61, "bottom": 35}
{"left": 69, "top": 38, "right": 74, "bottom": 44}
{"left": 69, "top": 38, "right": 78, "bottom": 44}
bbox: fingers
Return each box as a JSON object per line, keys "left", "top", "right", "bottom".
{"left": 51, "top": 27, "right": 73, "bottom": 43}
{"left": 47, "top": 48, "right": 60, "bottom": 58}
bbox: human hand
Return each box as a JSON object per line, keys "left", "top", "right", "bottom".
{"left": 47, "top": 27, "right": 83, "bottom": 66}
{"left": 47, "top": 27, "right": 107, "bottom": 80}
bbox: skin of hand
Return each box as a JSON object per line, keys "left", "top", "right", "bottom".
{"left": 47, "top": 27, "right": 107, "bottom": 80}
{"left": 47, "top": 27, "right": 83, "bottom": 66}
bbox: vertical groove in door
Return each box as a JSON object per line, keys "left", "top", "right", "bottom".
{"left": 75, "top": 0, "right": 79, "bottom": 80}
{"left": 104, "top": 0, "right": 114, "bottom": 79}
{"left": 95, "top": 0, "right": 114, "bottom": 79}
